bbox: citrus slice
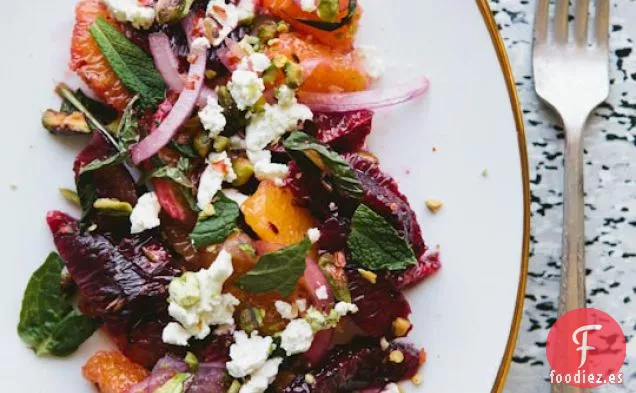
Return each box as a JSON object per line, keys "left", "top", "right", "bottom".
{"left": 83, "top": 351, "right": 149, "bottom": 393}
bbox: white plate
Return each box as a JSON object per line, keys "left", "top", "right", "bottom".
{"left": 0, "top": 1, "right": 528, "bottom": 392}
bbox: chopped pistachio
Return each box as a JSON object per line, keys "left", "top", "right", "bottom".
{"left": 59, "top": 188, "right": 81, "bottom": 206}
{"left": 231, "top": 157, "right": 255, "bottom": 187}
{"left": 481, "top": 168, "right": 489, "bottom": 177}
{"left": 357, "top": 268, "right": 377, "bottom": 284}
{"left": 199, "top": 203, "right": 216, "bottom": 219}
{"left": 184, "top": 352, "right": 199, "bottom": 373}
{"left": 93, "top": 198, "right": 133, "bottom": 215}
{"left": 262, "top": 66, "right": 279, "bottom": 85}
{"left": 411, "top": 374, "right": 422, "bottom": 385}
{"left": 284, "top": 61, "right": 303, "bottom": 89}
{"left": 304, "top": 374, "right": 316, "bottom": 385}
{"left": 205, "top": 70, "right": 218, "bottom": 80}
{"left": 42, "top": 110, "right": 91, "bottom": 135}
{"left": 156, "top": 0, "right": 195, "bottom": 24}
{"left": 389, "top": 350, "right": 404, "bottom": 364}
{"left": 169, "top": 272, "right": 201, "bottom": 307}
{"left": 392, "top": 317, "right": 411, "bottom": 338}
{"left": 267, "top": 38, "right": 281, "bottom": 46}
{"left": 213, "top": 136, "right": 230, "bottom": 152}
{"left": 277, "top": 21, "right": 290, "bottom": 33}
{"left": 256, "top": 20, "right": 278, "bottom": 43}
{"left": 227, "top": 380, "right": 241, "bottom": 393}
{"left": 239, "top": 243, "right": 257, "bottom": 257}
{"left": 317, "top": 0, "right": 339, "bottom": 22}
{"left": 239, "top": 307, "right": 265, "bottom": 333}
{"left": 425, "top": 199, "right": 443, "bottom": 213}
{"left": 272, "top": 54, "right": 289, "bottom": 69}
{"left": 9, "top": 184, "right": 17, "bottom": 190}
{"left": 194, "top": 131, "right": 212, "bottom": 157}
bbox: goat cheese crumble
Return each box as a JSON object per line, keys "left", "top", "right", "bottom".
{"left": 356, "top": 45, "right": 386, "bottom": 80}
{"left": 130, "top": 192, "right": 161, "bottom": 234}
{"left": 206, "top": 0, "right": 240, "bottom": 46}
{"left": 280, "top": 319, "right": 314, "bottom": 355}
{"left": 381, "top": 383, "right": 401, "bottom": 393}
{"left": 191, "top": 36, "right": 212, "bottom": 52}
{"left": 227, "top": 331, "right": 274, "bottom": 378}
{"left": 275, "top": 300, "right": 298, "bottom": 320}
{"left": 199, "top": 95, "right": 227, "bottom": 138}
{"left": 300, "top": 0, "right": 317, "bottom": 12}
{"left": 240, "top": 53, "right": 273, "bottom": 73}
{"left": 228, "top": 70, "right": 265, "bottom": 110}
{"left": 335, "top": 301, "right": 359, "bottom": 316}
{"left": 222, "top": 189, "right": 250, "bottom": 206}
{"left": 197, "top": 152, "right": 238, "bottom": 210}
{"left": 307, "top": 228, "right": 321, "bottom": 244}
{"left": 239, "top": 358, "right": 282, "bottom": 393}
{"left": 103, "top": 0, "right": 156, "bottom": 30}
{"left": 315, "top": 285, "right": 328, "bottom": 300}
{"left": 162, "top": 250, "right": 239, "bottom": 345}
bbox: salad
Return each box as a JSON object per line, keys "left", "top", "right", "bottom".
{"left": 18, "top": 0, "right": 438, "bottom": 392}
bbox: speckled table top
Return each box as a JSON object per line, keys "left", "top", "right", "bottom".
{"left": 489, "top": 1, "right": 636, "bottom": 392}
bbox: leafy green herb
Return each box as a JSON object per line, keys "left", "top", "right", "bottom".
{"left": 347, "top": 204, "right": 417, "bottom": 271}
{"left": 149, "top": 165, "right": 193, "bottom": 189}
{"left": 283, "top": 131, "right": 363, "bottom": 200}
{"left": 17, "top": 253, "right": 100, "bottom": 356}
{"left": 170, "top": 141, "right": 198, "bottom": 158}
{"left": 76, "top": 152, "right": 128, "bottom": 221}
{"left": 155, "top": 373, "right": 191, "bottom": 393}
{"left": 296, "top": 0, "right": 357, "bottom": 32}
{"left": 60, "top": 88, "right": 118, "bottom": 125}
{"left": 89, "top": 17, "right": 166, "bottom": 108}
{"left": 235, "top": 239, "right": 311, "bottom": 297}
{"left": 190, "top": 192, "right": 240, "bottom": 248}
{"left": 117, "top": 95, "right": 140, "bottom": 149}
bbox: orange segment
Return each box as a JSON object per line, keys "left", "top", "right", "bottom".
{"left": 241, "top": 180, "right": 317, "bottom": 245}
{"left": 83, "top": 351, "right": 149, "bottom": 393}
{"left": 263, "top": 0, "right": 362, "bottom": 52}
{"left": 71, "top": 0, "right": 131, "bottom": 111}
{"left": 269, "top": 32, "right": 369, "bottom": 92}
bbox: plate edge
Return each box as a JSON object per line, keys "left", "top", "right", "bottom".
{"left": 474, "top": 1, "right": 531, "bottom": 392}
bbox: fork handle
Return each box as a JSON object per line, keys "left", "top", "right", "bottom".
{"left": 551, "top": 122, "right": 588, "bottom": 393}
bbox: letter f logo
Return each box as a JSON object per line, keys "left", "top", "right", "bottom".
{"left": 572, "top": 324, "right": 602, "bottom": 368}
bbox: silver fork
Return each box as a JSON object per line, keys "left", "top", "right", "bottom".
{"left": 532, "top": 1, "right": 609, "bottom": 392}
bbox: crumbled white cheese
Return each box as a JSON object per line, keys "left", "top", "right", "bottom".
{"left": 240, "top": 53, "right": 272, "bottom": 73}
{"left": 239, "top": 358, "right": 283, "bottom": 393}
{"left": 280, "top": 319, "right": 314, "bottom": 356}
{"left": 245, "top": 102, "right": 313, "bottom": 151}
{"left": 315, "top": 285, "right": 328, "bottom": 301}
{"left": 296, "top": 298, "right": 308, "bottom": 312}
{"left": 199, "top": 95, "right": 226, "bottom": 138}
{"left": 275, "top": 85, "right": 296, "bottom": 107}
{"left": 192, "top": 36, "right": 212, "bottom": 52}
{"left": 228, "top": 70, "right": 265, "bottom": 110}
{"left": 214, "top": 324, "right": 236, "bottom": 336}
{"left": 229, "top": 135, "right": 247, "bottom": 150}
{"left": 227, "top": 331, "right": 273, "bottom": 378}
{"left": 275, "top": 301, "right": 298, "bottom": 320}
{"left": 236, "top": 0, "right": 256, "bottom": 23}
{"left": 381, "top": 383, "right": 401, "bottom": 393}
{"left": 299, "top": 0, "right": 317, "bottom": 12}
{"left": 162, "top": 250, "right": 240, "bottom": 345}
{"left": 334, "top": 301, "right": 359, "bottom": 316}
{"left": 130, "top": 192, "right": 161, "bottom": 234}
{"left": 356, "top": 45, "right": 385, "bottom": 80}
{"left": 206, "top": 0, "right": 240, "bottom": 46}
{"left": 307, "top": 228, "right": 321, "bottom": 244}
{"left": 253, "top": 161, "right": 289, "bottom": 187}
{"left": 103, "top": 0, "right": 155, "bottom": 29}
{"left": 197, "top": 152, "right": 238, "bottom": 210}
{"left": 222, "top": 189, "right": 250, "bottom": 206}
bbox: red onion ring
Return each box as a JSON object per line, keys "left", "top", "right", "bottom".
{"left": 149, "top": 32, "right": 185, "bottom": 92}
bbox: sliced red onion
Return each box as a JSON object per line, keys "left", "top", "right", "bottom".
{"left": 217, "top": 38, "right": 245, "bottom": 72}
{"left": 149, "top": 32, "right": 185, "bottom": 92}
{"left": 198, "top": 86, "right": 217, "bottom": 107}
{"left": 132, "top": 49, "right": 207, "bottom": 164}
{"left": 181, "top": 14, "right": 196, "bottom": 46}
{"left": 298, "top": 76, "right": 430, "bottom": 112}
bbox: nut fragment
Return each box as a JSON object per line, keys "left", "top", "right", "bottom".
{"left": 411, "top": 374, "right": 422, "bottom": 385}
{"left": 357, "top": 268, "right": 377, "bottom": 284}
{"left": 425, "top": 199, "right": 443, "bottom": 213}
{"left": 392, "top": 317, "right": 411, "bottom": 338}
{"left": 388, "top": 350, "right": 404, "bottom": 364}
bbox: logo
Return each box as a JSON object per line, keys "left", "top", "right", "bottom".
{"left": 546, "top": 308, "right": 626, "bottom": 388}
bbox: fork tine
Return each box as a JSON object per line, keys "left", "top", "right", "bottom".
{"left": 554, "top": 0, "right": 570, "bottom": 44}
{"left": 575, "top": 0, "right": 589, "bottom": 46}
{"left": 595, "top": 0, "right": 610, "bottom": 47}
{"left": 534, "top": 0, "right": 549, "bottom": 44}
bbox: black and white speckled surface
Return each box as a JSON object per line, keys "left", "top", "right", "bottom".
{"left": 488, "top": 1, "right": 636, "bottom": 391}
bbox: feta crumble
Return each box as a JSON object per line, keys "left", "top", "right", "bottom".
{"left": 162, "top": 250, "right": 240, "bottom": 345}
{"left": 275, "top": 85, "right": 296, "bottom": 107}
{"left": 253, "top": 161, "right": 290, "bottom": 187}
{"left": 246, "top": 102, "right": 312, "bottom": 151}
{"left": 199, "top": 95, "right": 226, "bottom": 138}
{"left": 227, "top": 331, "right": 273, "bottom": 378}
{"left": 334, "top": 301, "right": 359, "bottom": 316}
{"left": 197, "top": 152, "right": 238, "bottom": 210}
{"left": 130, "top": 192, "right": 161, "bottom": 234}
{"left": 104, "top": 0, "right": 156, "bottom": 30}
{"left": 296, "top": 298, "right": 308, "bottom": 312}
{"left": 228, "top": 70, "right": 265, "bottom": 110}
{"left": 381, "top": 383, "right": 401, "bottom": 393}
{"left": 206, "top": 0, "right": 240, "bottom": 46}
{"left": 275, "top": 300, "right": 298, "bottom": 320}
{"left": 240, "top": 53, "right": 272, "bottom": 73}
{"left": 192, "top": 37, "right": 212, "bottom": 52}
{"left": 356, "top": 45, "right": 385, "bottom": 80}
{"left": 239, "top": 357, "right": 282, "bottom": 393}
{"left": 222, "top": 189, "right": 250, "bottom": 206}
{"left": 300, "top": 0, "right": 317, "bottom": 12}
{"left": 307, "top": 228, "right": 321, "bottom": 244}
{"left": 315, "top": 285, "right": 328, "bottom": 300}
{"left": 229, "top": 135, "right": 248, "bottom": 150}
{"left": 280, "top": 319, "right": 314, "bottom": 355}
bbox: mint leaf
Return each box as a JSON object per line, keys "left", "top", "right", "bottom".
{"left": 283, "top": 131, "right": 363, "bottom": 200}
{"left": 17, "top": 253, "right": 99, "bottom": 356}
{"left": 150, "top": 165, "right": 193, "bottom": 189}
{"left": 89, "top": 17, "right": 166, "bottom": 108}
{"left": 347, "top": 204, "right": 417, "bottom": 271}
{"left": 190, "top": 192, "right": 240, "bottom": 248}
{"left": 117, "top": 95, "right": 140, "bottom": 149}
{"left": 77, "top": 152, "right": 128, "bottom": 221}
{"left": 155, "top": 373, "right": 191, "bottom": 393}
{"left": 60, "top": 88, "right": 118, "bottom": 125}
{"left": 170, "top": 141, "right": 198, "bottom": 159}
{"left": 235, "top": 239, "right": 311, "bottom": 297}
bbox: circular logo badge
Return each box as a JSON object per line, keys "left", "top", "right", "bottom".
{"left": 546, "top": 308, "right": 626, "bottom": 388}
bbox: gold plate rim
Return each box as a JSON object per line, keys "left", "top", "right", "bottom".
{"left": 474, "top": 1, "right": 531, "bottom": 392}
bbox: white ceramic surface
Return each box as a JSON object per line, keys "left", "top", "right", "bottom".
{"left": 0, "top": 1, "right": 525, "bottom": 392}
